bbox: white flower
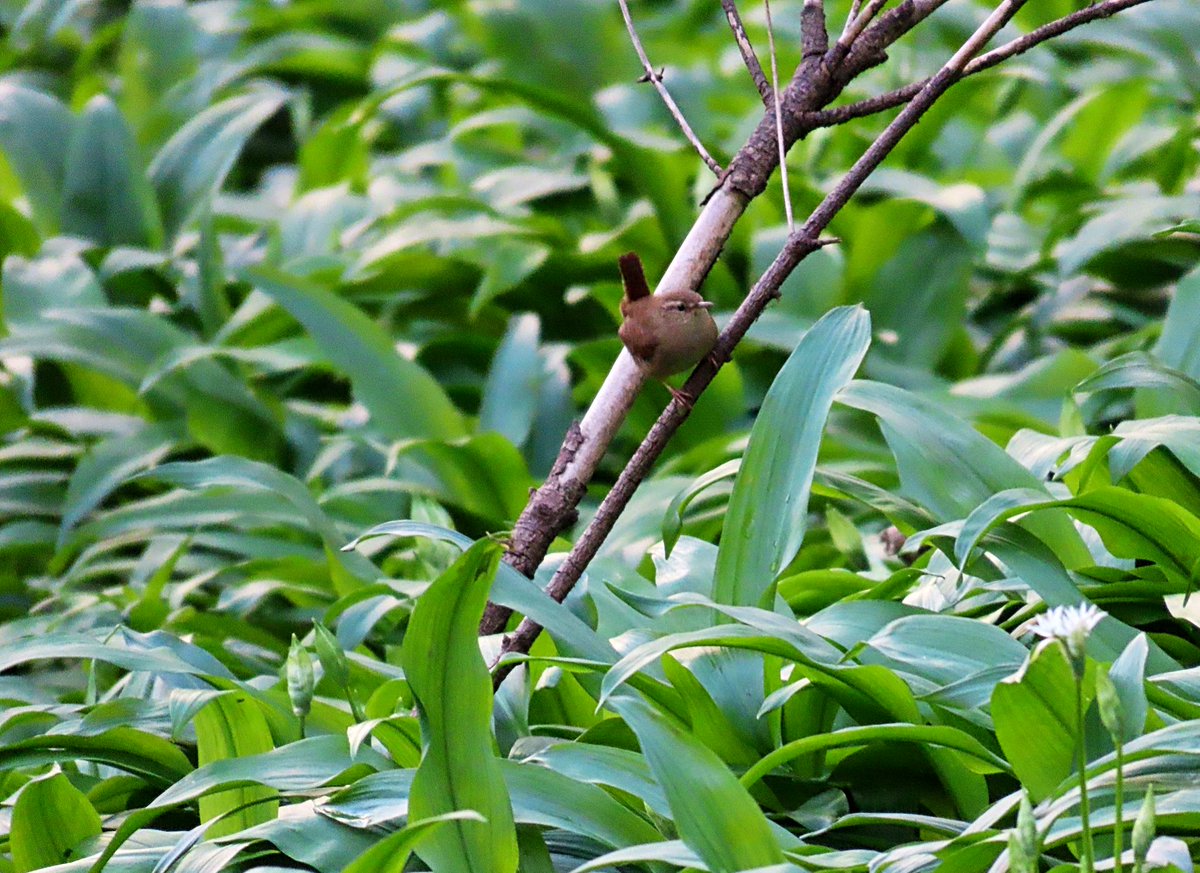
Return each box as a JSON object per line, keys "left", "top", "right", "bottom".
{"left": 1028, "top": 603, "right": 1105, "bottom": 677}
{"left": 1029, "top": 603, "right": 1104, "bottom": 640}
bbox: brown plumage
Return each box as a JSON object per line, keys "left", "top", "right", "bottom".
{"left": 616, "top": 252, "right": 718, "bottom": 382}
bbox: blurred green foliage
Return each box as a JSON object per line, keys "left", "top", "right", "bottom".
{"left": 1, "top": 0, "right": 1199, "bottom": 871}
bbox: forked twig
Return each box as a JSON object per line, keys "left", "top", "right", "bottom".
{"left": 721, "top": 0, "right": 772, "bottom": 105}
{"left": 617, "top": 0, "right": 723, "bottom": 175}
{"left": 492, "top": 0, "right": 1035, "bottom": 686}
{"left": 838, "top": 0, "right": 889, "bottom": 50}
{"left": 842, "top": 0, "right": 864, "bottom": 39}
{"left": 764, "top": 0, "right": 794, "bottom": 231}
{"left": 807, "top": 0, "right": 1157, "bottom": 128}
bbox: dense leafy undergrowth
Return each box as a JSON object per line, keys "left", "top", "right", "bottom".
{"left": 2, "top": 0, "right": 1200, "bottom": 871}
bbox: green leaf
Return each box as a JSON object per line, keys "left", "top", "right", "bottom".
{"left": 837, "top": 380, "right": 1091, "bottom": 567}
{"left": 343, "top": 812, "right": 488, "bottom": 873}
{"left": 141, "top": 456, "right": 377, "bottom": 592}
{"left": 715, "top": 305, "right": 871, "bottom": 608}
{"left": 403, "top": 540, "right": 518, "bottom": 873}
{"left": 193, "top": 692, "right": 279, "bottom": 838}
{"left": 244, "top": 266, "right": 467, "bottom": 441}
{"left": 479, "top": 313, "right": 542, "bottom": 448}
{"left": 1108, "top": 634, "right": 1150, "bottom": 742}
{"left": 610, "top": 694, "right": 784, "bottom": 873}
{"left": 1075, "top": 351, "right": 1200, "bottom": 414}
{"left": 344, "top": 520, "right": 614, "bottom": 665}
{"left": 662, "top": 460, "right": 739, "bottom": 558}
{"left": 992, "top": 640, "right": 1086, "bottom": 801}
{"left": 60, "top": 95, "right": 163, "bottom": 248}
{"left": 11, "top": 773, "right": 102, "bottom": 873}
{"left": 0, "top": 84, "right": 74, "bottom": 233}
{"left": 59, "top": 422, "right": 181, "bottom": 543}
{"left": 149, "top": 84, "right": 289, "bottom": 239}
{"left": 502, "top": 759, "right": 664, "bottom": 850}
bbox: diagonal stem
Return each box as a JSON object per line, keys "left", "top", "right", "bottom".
{"left": 618, "top": 0, "right": 723, "bottom": 175}
{"left": 721, "top": 0, "right": 772, "bottom": 105}
{"left": 806, "top": 0, "right": 1156, "bottom": 129}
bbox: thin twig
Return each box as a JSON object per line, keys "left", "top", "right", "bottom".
{"left": 838, "top": 0, "right": 889, "bottom": 52}
{"left": 764, "top": 0, "right": 793, "bottom": 232}
{"left": 807, "top": 0, "right": 1155, "bottom": 128}
{"left": 721, "top": 0, "right": 772, "bottom": 105}
{"left": 492, "top": 0, "right": 1032, "bottom": 685}
{"left": 842, "top": 0, "right": 864, "bottom": 40}
{"left": 617, "top": 0, "right": 722, "bottom": 175}
{"left": 802, "top": 0, "right": 830, "bottom": 60}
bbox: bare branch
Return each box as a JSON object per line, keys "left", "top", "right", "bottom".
{"left": 838, "top": 0, "right": 889, "bottom": 52}
{"left": 806, "top": 0, "right": 1158, "bottom": 129}
{"left": 484, "top": 0, "right": 1158, "bottom": 638}
{"left": 765, "top": 0, "right": 794, "bottom": 232}
{"left": 842, "top": 0, "right": 864, "bottom": 40}
{"left": 801, "top": 0, "right": 829, "bottom": 60}
{"left": 492, "top": 0, "right": 1033, "bottom": 684}
{"left": 721, "top": 0, "right": 772, "bottom": 105}
{"left": 618, "top": 0, "right": 723, "bottom": 175}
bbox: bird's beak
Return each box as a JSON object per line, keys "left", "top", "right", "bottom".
{"left": 696, "top": 301, "right": 714, "bottom": 309}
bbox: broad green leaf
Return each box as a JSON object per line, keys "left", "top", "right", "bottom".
{"left": 11, "top": 773, "right": 102, "bottom": 873}
{"left": 89, "top": 736, "right": 389, "bottom": 873}
{"left": 0, "top": 629, "right": 232, "bottom": 680}
{"left": 1108, "top": 634, "right": 1150, "bottom": 743}
{"left": 149, "top": 85, "right": 289, "bottom": 239}
{"left": 715, "top": 306, "right": 871, "bottom": 608}
{"left": 1075, "top": 351, "right": 1200, "bottom": 414}
{"left": 1145, "top": 264, "right": 1200, "bottom": 417}
{"left": 992, "top": 641, "right": 1089, "bottom": 801}
{"left": 194, "top": 692, "right": 278, "bottom": 838}
{"left": 741, "top": 723, "right": 1009, "bottom": 790}
{"left": 957, "top": 487, "right": 1200, "bottom": 589}
{"left": 59, "top": 422, "right": 181, "bottom": 542}
{"left": 344, "top": 520, "right": 614, "bottom": 665}
{"left": 501, "top": 759, "right": 664, "bottom": 851}
{"left": 610, "top": 694, "right": 783, "bottom": 873}
{"left": 0, "top": 84, "right": 73, "bottom": 233}
{"left": 837, "top": 380, "right": 1091, "bottom": 567}
{"left": 60, "top": 95, "right": 163, "bottom": 248}
{"left": 0, "top": 249, "right": 106, "bottom": 326}
{"left": 860, "top": 170, "right": 989, "bottom": 247}
{"left": 343, "top": 812, "right": 487, "bottom": 873}
{"left": 662, "top": 460, "right": 738, "bottom": 558}
{"left": 403, "top": 540, "right": 517, "bottom": 873}
{"left": 866, "top": 614, "right": 1028, "bottom": 693}
{"left": 987, "top": 525, "right": 1178, "bottom": 674}
{"left": 140, "top": 456, "right": 377, "bottom": 591}
{"left": 244, "top": 266, "right": 466, "bottom": 441}
{"left": 479, "top": 313, "right": 542, "bottom": 448}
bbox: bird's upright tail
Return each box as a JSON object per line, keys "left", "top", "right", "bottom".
{"left": 618, "top": 252, "right": 651, "bottom": 301}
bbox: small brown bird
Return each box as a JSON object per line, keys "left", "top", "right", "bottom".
{"left": 617, "top": 252, "right": 718, "bottom": 406}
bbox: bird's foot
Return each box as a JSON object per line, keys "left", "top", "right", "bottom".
{"left": 668, "top": 385, "right": 696, "bottom": 410}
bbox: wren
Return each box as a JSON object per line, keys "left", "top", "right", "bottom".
{"left": 616, "top": 252, "right": 718, "bottom": 405}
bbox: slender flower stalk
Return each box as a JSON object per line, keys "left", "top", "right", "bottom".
{"left": 1096, "top": 670, "right": 1127, "bottom": 873}
{"left": 1028, "top": 603, "right": 1107, "bottom": 873}
{"left": 1075, "top": 675, "right": 1095, "bottom": 873}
